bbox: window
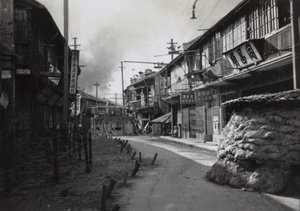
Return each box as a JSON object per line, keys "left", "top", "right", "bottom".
{"left": 214, "top": 32, "right": 221, "bottom": 60}
{"left": 248, "top": 0, "right": 279, "bottom": 39}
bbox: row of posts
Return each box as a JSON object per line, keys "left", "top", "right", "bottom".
{"left": 100, "top": 136, "right": 158, "bottom": 211}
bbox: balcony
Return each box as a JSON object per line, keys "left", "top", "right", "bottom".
{"left": 264, "top": 24, "right": 292, "bottom": 60}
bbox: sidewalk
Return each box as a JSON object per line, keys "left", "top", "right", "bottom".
{"left": 159, "top": 136, "right": 218, "bottom": 152}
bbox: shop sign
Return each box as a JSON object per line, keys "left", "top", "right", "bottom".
{"left": 224, "top": 40, "right": 262, "bottom": 69}
{"left": 1, "top": 70, "right": 11, "bottom": 79}
{"left": 16, "top": 69, "right": 31, "bottom": 75}
{"left": 69, "top": 50, "right": 79, "bottom": 94}
{"left": 180, "top": 92, "right": 195, "bottom": 104}
{"left": 195, "top": 89, "right": 212, "bottom": 103}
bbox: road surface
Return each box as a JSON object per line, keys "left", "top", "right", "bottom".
{"left": 116, "top": 136, "right": 299, "bottom": 211}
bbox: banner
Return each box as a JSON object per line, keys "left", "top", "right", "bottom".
{"left": 69, "top": 50, "right": 79, "bottom": 94}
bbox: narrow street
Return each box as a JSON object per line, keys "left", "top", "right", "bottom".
{"left": 116, "top": 136, "right": 298, "bottom": 211}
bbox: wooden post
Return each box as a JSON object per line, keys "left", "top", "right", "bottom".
{"left": 151, "top": 153, "right": 158, "bottom": 165}
{"left": 106, "top": 179, "right": 117, "bottom": 198}
{"left": 139, "top": 152, "right": 142, "bottom": 163}
{"left": 101, "top": 184, "right": 107, "bottom": 211}
{"left": 53, "top": 128, "right": 59, "bottom": 183}
{"left": 68, "top": 131, "right": 71, "bottom": 157}
{"left": 88, "top": 131, "right": 92, "bottom": 165}
{"left": 83, "top": 129, "right": 91, "bottom": 173}
{"left": 111, "top": 205, "right": 120, "bottom": 211}
{"left": 72, "top": 129, "right": 75, "bottom": 154}
{"left": 131, "top": 151, "right": 137, "bottom": 160}
{"left": 78, "top": 127, "right": 82, "bottom": 160}
{"left": 122, "top": 171, "right": 128, "bottom": 185}
{"left": 131, "top": 160, "right": 140, "bottom": 177}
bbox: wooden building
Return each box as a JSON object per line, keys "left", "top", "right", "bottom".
{"left": 158, "top": 0, "right": 300, "bottom": 143}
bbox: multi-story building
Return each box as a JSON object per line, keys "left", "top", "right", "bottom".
{"left": 125, "top": 69, "right": 161, "bottom": 133}
{"left": 0, "top": 0, "right": 77, "bottom": 193}
{"left": 159, "top": 0, "right": 299, "bottom": 143}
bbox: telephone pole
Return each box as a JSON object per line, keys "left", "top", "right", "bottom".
{"left": 167, "top": 39, "right": 180, "bottom": 60}
{"left": 119, "top": 62, "right": 125, "bottom": 106}
{"left": 94, "top": 82, "right": 100, "bottom": 98}
{"left": 71, "top": 37, "right": 81, "bottom": 50}
{"left": 63, "top": 0, "right": 69, "bottom": 130}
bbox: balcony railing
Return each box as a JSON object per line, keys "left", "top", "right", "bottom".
{"left": 264, "top": 24, "right": 292, "bottom": 60}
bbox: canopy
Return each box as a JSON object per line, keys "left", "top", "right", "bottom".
{"left": 151, "top": 112, "right": 171, "bottom": 124}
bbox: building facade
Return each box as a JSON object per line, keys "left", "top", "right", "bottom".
{"left": 158, "top": 0, "right": 299, "bottom": 143}
{"left": 125, "top": 69, "right": 161, "bottom": 133}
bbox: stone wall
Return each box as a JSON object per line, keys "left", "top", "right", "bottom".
{"left": 207, "top": 104, "right": 300, "bottom": 194}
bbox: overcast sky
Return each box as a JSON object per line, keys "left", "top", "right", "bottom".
{"left": 37, "top": 0, "right": 241, "bottom": 103}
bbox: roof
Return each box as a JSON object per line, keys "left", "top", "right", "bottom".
{"left": 151, "top": 112, "right": 171, "bottom": 123}
{"left": 78, "top": 90, "right": 118, "bottom": 106}
{"left": 222, "top": 89, "right": 300, "bottom": 108}
{"left": 128, "top": 72, "right": 157, "bottom": 87}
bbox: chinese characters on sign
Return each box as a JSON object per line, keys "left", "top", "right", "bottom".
{"left": 195, "top": 89, "right": 212, "bottom": 103}
{"left": 69, "top": 50, "right": 79, "bottom": 94}
{"left": 180, "top": 92, "right": 195, "bottom": 104}
{"left": 224, "top": 40, "right": 262, "bottom": 69}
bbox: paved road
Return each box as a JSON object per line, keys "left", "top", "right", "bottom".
{"left": 116, "top": 136, "right": 297, "bottom": 211}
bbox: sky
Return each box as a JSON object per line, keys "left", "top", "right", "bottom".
{"left": 37, "top": 0, "right": 241, "bottom": 103}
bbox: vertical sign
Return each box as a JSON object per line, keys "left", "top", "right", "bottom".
{"left": 0, "top": 0, "right": 14, "bottom": 52}
{"left": 76, "top": 93, "right": 81, "bottom": 116}
{"left": 69, "top": 50, "right": 79, "bottom": 94}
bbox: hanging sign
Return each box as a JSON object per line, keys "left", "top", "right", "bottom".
{"left": 224, "top": 40, "right": 263, "bottom": 69}
{"left": 69, "top": 50, "right": 79, "bottom": 94}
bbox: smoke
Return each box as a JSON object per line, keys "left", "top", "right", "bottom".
{"left": 78, "top": 26, "right": 124, "bottom": 96}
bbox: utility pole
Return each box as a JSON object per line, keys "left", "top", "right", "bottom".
{"left": 63, "top": 0, "right": 69, "bottom": 130}
{"left": 94, "top": 82, "right": 100, "bottom": 98}
{"left": 71, "top": 37, "right": 81, "bottom": 129}
{"left": 119, "top": 62, "right": 125, "bottom": 106}
{"left": 167, "top": 39, "right": 179, "bottom": 60}
{"left": 71, "top": 37, "right": 81, "bottom": 50}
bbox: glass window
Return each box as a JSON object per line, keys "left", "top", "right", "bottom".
{"left": 248, "top": 0, "right": 279, "bottom": 39}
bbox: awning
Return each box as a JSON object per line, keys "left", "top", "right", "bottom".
{"left": 151, "top": 112, "right": 171, "bottom": 123}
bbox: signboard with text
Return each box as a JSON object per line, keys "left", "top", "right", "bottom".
{"left": 180, "top": 92, "right": 195, "bottom": 105}
{"left": 224, "top": 40, "right": 262, "bottom": 69}
{"left": 195, "top": 89, "right": 212, "bottom": 103}
{"left": 69, "top": 50, "right": 79, "bottom": 94}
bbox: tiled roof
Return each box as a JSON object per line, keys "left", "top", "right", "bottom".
{"left": 222, "top": 89, "right": 300, "bottom": 107}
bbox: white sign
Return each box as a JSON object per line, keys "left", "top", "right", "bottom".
{"left": 16, "top": 68, "right": 31, "bottom": 74}
{"left": 1, "top": 70, "right": 11, "bottom": 79}
{"left": 224, "top": 40, "right": 262, "bottom": 69}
